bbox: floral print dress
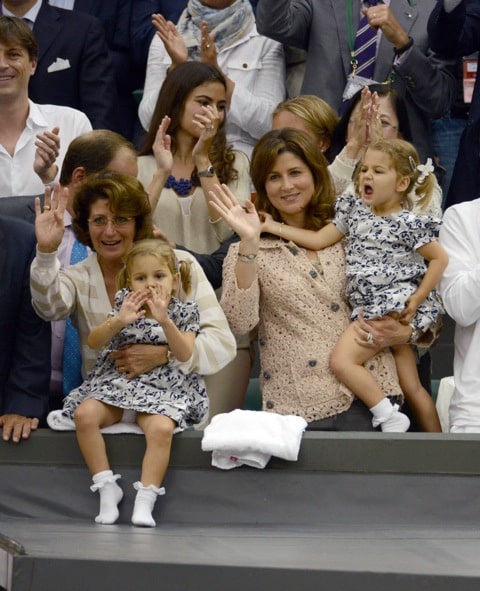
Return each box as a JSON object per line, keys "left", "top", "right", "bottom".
{"left": 333, "top": 193, "right": 444, "bottom": 332}
{"left": 62, "top": 290, "right": 208, "bottom": 430}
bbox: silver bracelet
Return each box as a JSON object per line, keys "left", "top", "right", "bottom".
{"left": 237, "top": 252, "right": 258, "bottom": 263}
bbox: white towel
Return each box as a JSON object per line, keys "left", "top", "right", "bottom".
{"left": 47, "top": 409, "right": 143, "bottom": 435}
{"left": 201, "top": 409, "right": 307, "bottom": 470}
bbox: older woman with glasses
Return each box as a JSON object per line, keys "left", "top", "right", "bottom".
{"left": 30, "top": 171, "right": 235, "bottom": 393}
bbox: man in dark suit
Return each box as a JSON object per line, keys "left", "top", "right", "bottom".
{"left": 256, "top": 0, "right": 456, "bottom": 162}
{"left": 50, "top": 0, "right": 141, "bottom": 143}
{"left": 0, "top": 216, "right": 51, "bottom": 442}
{"left": 1, "top": 0, "right": 118, "bottom": 131}
{"left": 428, "top": 0, "right": 480, "bottom": 208}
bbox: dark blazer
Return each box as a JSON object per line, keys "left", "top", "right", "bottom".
{"left": 179, "top": 234, "right": 240, "bottom": 291}
{"left": 428, "top": 1, "right": 480, "bottom": 207}
{"left": 0, "top": 217, "right": 51, "bottom": 419}
{"left": 29, "top": 0, "right": 118, "bottom": 130}
{"left": 73, "top": 0, "right": 131, "bottom": 52}
{"left": 256, "top": 0, "right": 456, "bottom": 161}
{"left": 0, "top": 195, "right": 40, "bottom": 224}
{"left": 131, "top": 0, "right": 188, "bottom": 72}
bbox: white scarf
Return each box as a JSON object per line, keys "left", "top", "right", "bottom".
{"left": 177, "top": 0, "right": 255, "bottom": 59}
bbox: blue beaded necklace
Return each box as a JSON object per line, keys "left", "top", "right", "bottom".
{"left": 165, "top": 174, "right": 194, "bottom": 196}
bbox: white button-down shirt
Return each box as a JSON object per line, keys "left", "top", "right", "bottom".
{"left": 0, "top": 100, "right": 92, "bottom": 198}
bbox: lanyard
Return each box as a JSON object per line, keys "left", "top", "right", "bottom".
{"left": 345, "top": 0, "right": 356, "bottom": 56}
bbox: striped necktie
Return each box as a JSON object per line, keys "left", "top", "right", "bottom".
{"left": 352, "top": 1, "right": 378, "bottom": 79}
{"left": 62, "top": 238, "right": 88, "bottom": 396}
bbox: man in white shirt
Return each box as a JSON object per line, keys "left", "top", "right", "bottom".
{"left": 0, "top": 15, "right": 91, "bottom": 198}
{"left": 439, "top": 199, "right": 480, "bottom": 432}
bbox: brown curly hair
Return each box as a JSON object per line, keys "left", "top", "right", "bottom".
{"left": 72, "top": 171, "right": 153, "bottom": 249}
{"left": 139, "top": 61, "right": 237, "bottom": 185}
{"left": 251, "top": 129, "right": 335, "bottom": 231}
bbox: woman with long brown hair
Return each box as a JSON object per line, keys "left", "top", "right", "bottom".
{"left": 138, "top": 61, "right": 250, "bottom": 255}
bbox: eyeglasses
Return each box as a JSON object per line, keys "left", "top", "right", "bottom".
{"left": 87, "top": 216, "right": 134, "bottom": 227}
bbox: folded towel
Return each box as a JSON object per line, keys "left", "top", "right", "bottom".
{"left": 202, "top": 409, "right": 307, "bottom": 469}
{"left": 47, "top": 409, "right": 143, "bottom": 435}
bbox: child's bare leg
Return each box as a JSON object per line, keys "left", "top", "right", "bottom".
{"left": 74, "top": 399, "right": 124, "bottom": 524}
{"left": 392, "top": 344, "right": 442, "bottom": 432}
{"left": 74, "top": 399, "right": 123, "bottom": 474}
{"left": 330, "top": 323, "right": 410, "bottom": 432}
{"left": 132, "top": 413, "right": 175, "bottom": 527}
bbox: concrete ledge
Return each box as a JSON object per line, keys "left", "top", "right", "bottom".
{"left": 1, "top": 429, "right": 480, "bottom": 475}
{"left": 2, "top": 430, "right": 480, "bottom": 590}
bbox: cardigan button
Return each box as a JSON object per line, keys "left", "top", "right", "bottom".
{"left": 259, "top": 338, "right": 266, "bottom": 346}
{"left": 330, "top": 303, "right": 340, "bottom": 312}
{"left": 309, "top": 270, "right": 318, "bottom": 279}
{"left": 266, "top": 400, "right": 274, "bottom": 409}
{"left": 308, "top": 359, "right": 317, "bottom": 367}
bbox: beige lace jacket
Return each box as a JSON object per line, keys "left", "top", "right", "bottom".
{"left": 221, "top": 239, "right": 402, "bottom": 422}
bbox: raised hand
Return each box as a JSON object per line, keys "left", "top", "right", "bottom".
{"left": 152, "top": 115, "right": 173, "bottom": 175}
{"left": 200, "top": 20, "right": 217, "bottom": 66}
{"left": 34, "top": 183, "right": 68, "bottom": 253}
{"left": 209, "top": 183, "right": 261, "bottom": 242}
{"left": 192, "top": 104, "right": 221, "bottom": 160}
{"left": 152, "top": 13, "right": 188, "bottom": 67}
{"left": 117, "top": 290, "right": 149, "bottom": 326}
{"left": 145, "top": 285, "right": 171, "bottom": 324}
{"left": 364, "top": 4, "right": 410, "bottom": 50}
{"left": 34, "top": 126, "right": 60, "bottom": 184}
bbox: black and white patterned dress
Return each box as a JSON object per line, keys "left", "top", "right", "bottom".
{"left": 62, "top": 290, "right": 208, "bottom": 430}
{"left": 333, "top": 193, "right": 444, "bottom": 332}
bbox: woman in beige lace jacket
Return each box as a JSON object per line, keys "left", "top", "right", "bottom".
{"left": 210, "top": 128, "right": 425, "bottom": 430}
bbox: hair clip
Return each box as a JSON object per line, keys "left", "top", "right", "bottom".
{"left": 416, "top": 158, "right": 434, "bottom": 184}
{"left": 408, "top": 155, "right": 416, "bottom": 172}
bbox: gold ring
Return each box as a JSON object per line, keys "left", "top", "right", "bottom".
{"left": 206, "top": 125, "right": 215, "bottom": 131}
{"left": 43, "top": 205, "right": 51, "bottom": 211}
{"left": 205, "top": 43, "right": 211, "bottom": 49}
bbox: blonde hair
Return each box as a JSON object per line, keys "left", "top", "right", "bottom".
{"left": 117, "top": 239, "right": 192, "bottom": 295}
{"left": 273, "top": 95, "right": 339, "bottom": 156}
{"left": 355, "top": 138, "right": 436, "bottom": 211}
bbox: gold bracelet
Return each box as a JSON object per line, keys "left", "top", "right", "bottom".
{"left": 237, "top": 252, "right": 258, "bottom": 263}
{"left": 278, "top": 222, "right": 284, "bottom": 236}
{"left": 105, "top": 316, "right": 115, "bottom": 331}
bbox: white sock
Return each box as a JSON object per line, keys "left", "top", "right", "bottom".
{"left": 131, "top": 481, "right": 165, "bottom": 527}
{"left": 370, "top": 399, "right": 410, "bottom": 433}
{"left": 90, "top": 470, "right": 123, "bottom": 525}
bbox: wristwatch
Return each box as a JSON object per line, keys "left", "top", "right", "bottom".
{"left": 197, "top": 165, "right": 215, "bottom": 178}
